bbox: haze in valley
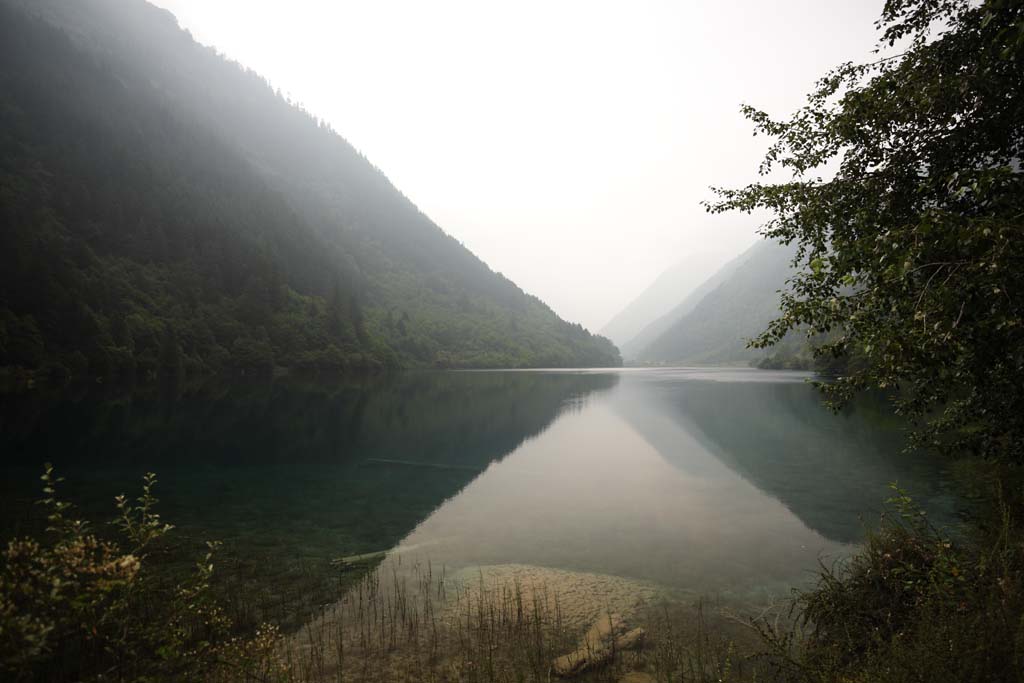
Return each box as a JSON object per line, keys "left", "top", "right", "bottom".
{"left": 149, "top": 0, "right": 886, "bottom": 332}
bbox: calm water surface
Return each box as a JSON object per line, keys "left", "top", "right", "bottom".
{"left": 0, "top": 369, "right": 958, "bottom": 602}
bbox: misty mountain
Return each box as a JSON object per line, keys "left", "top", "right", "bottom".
{"left": 0, "top": 0, "right": 619, "bottom": 379}
{"left": 620, "top": 244, "right": 760, "bottom": 360}
{"left": 634, "top": 240, "right": 797, "bottom": 365}
{"left": 599, "top": 252, "right": 731, "bottom": 351}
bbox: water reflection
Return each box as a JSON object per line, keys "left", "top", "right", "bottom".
{"left": 0, "top": 369, "right": 956, "bottom": 602}
{"left": 610, "top": 371, "right": 958, "bottom": 544}
{"left": 0, "top": 371, "right": 617, "bottom": 560}
{"left": 395, "top": 369, "right": 956, "bottom": 599}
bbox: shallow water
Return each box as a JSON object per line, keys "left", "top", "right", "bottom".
{"left": 0, "top": 369, "right": 957, "bottom": 603}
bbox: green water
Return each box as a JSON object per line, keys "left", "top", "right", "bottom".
{"left": 0, "top": 368, "right": 957, "bottom": 603}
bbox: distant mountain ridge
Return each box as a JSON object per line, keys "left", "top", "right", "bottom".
{"left": 619, "top": 244, "right": 760, "bottom": 360}
{"left": 633, "top": 240, "right": 797, "bottom": 365}
{"left": 599, "top": 251, "right": 731, "bottom": 351}
{"left": 0, "top": 0, "right": 620, "bottom": 378}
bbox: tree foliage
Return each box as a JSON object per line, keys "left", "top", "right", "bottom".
{"left": 709, "top": 0, "right": 1024, "bottom": 462}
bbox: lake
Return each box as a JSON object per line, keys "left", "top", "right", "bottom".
{"left": 0, "top": 368, "right": 958, "bottom": 611}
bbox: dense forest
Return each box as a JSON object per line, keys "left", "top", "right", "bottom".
{"left": 0, "top": 0, "right": 620, "bottom": 381}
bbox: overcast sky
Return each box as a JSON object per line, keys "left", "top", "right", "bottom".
{"left": 150, "top": 0, "right": 885, "bottom": 331}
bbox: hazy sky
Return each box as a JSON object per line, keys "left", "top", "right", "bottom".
{"left": 150, "top": 0, "right": 885, "bottom": 331}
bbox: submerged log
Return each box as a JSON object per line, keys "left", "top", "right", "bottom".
{"left": 551, "top": 613, "right": 646, "bottom": 677}
{"left": 361, "top": 458, "right": 482, "bottom": 472}
{"left": 329, "top": 539, "right": 442, "bottom": 570}
{"left": 329, "top": 550, "right": 388, "bottom": 569}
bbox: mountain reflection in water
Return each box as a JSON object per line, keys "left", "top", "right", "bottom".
{"left": 0, "top": 369, "right": 955, "bottom": 600}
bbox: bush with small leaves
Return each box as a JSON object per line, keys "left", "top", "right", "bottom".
{"left": 0, "top": 466, "right": 292, "bottom": 682}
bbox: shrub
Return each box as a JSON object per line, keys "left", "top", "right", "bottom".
{"left": 0, "top": 466, "right": 289, "bottom": 682}
{"left": 759, "top": 483, "right": 1024, "bottom": 683}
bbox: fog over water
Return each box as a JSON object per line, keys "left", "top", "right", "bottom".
{"left": 149, "top": 0, "right": 886, "bottom": 331}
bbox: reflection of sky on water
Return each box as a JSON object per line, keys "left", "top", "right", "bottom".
{"left": 398, "top": 369, "right": 955, "bottom": 598}
{"left": 1, "top": 369, "right": 956, "bottom": 601}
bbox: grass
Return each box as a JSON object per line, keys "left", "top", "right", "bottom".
{"left": 4, "top": 467, "right": 1021, "bottom": 682}
{"left": 279, "top": 557, "right": 765, "bottom": 683}
{"left": 0, "top": 466, "right": 768, "bottom": 682}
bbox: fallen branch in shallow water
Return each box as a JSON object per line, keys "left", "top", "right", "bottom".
{"left": 329, "top": 539, "right": 445, "bottom": 570}
{"left": 361, "top": 458, "right": 483, "bottom": 472}
{"left": 551, "top": 612, "right": 646, "bottom": 677}
{"left": 330, "top": 550, "right": 388, "bottom": 569}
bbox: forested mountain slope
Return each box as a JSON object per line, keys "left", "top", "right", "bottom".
{"left": 600, "top": 252, "right": 730, "bottom": 351}
{"left": 619, "top": 245, "right": 759, "bottom": 360}
{"left": 0, "top": 0, "right": 619, "bottom": 379}
{"left": 635, "top": 240, "right": 797, "bottom": 365}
